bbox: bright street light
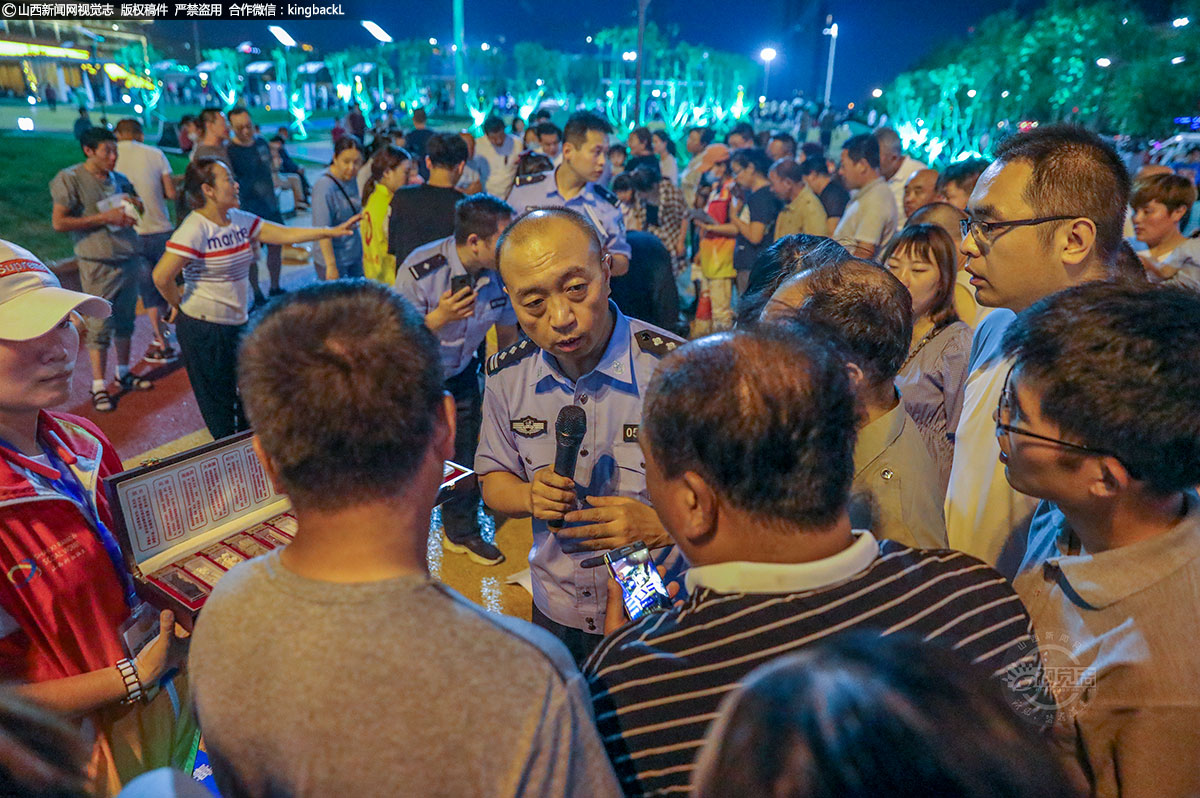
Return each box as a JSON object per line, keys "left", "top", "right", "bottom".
{"left": 759, "top": 47, "right": 776, "bottom": 62}
{"left": 822, "top": 20, "right": 839, "bottom": 106}
{"left": 871, "top": 88, "right": 883, "bottom": 98}
{"left": 759, "top": 47, "right": 777, "bottom": 99}
{"left": 1174, "top": 55, "right": 1187, "bottom": 65}
{"left": 1096, "top": 57, "right": 1112, "bottom": 68}
{"left": 1001, "top": 90, "right": 1010, "bottom": 98}
{"left": 481, "top": 42, "right": 490, "bottom": 51}
{"left": 967, "top": 88, "right": 977, "bottom": 98}
{"left": 428, "top": 37, "right": 438, "bottom": 46}
{"left": 361, "top": 21, "right": 392, "bottom": 43}
{"left": 268, "top": 25, "right": 296, "bottom": 48}
{"left": 1174, "top": 16, "right": 1190, "bottom": 27}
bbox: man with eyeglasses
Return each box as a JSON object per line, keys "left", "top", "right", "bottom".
{"left": 944, "top": 124, "right": 1130, "bottom": 577}
{"left": 1000, "top": 282, "right": 1200, "bottom": 798}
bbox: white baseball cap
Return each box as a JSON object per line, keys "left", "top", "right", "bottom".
{"left": 0, "top": 240, "right": 111, "bottom": 341}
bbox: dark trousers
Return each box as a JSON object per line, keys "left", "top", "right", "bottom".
{"left": 532, "top": 605, "right": 605, "bottom": 668}
{"left": 441, "top": 361, "right": 482, "bottom": 542}
{"left": 176, "top": 312, "right": 247, "bottom": 439}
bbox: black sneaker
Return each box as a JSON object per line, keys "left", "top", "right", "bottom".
{"left": 268, "top": 286, "right": 288, "bottom": 297}
{"left": 443, "top": 534, "right": 505, "bottom": 566}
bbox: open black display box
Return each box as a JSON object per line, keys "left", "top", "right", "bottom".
{"left": 105, "top": 430, "right": 476, "bottom": 630}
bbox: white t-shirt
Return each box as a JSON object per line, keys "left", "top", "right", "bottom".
{"left": 166, "top": 209, "right": 261, "bottom": 325}
{"left": 475, "top": 133, "right": 521, "bottom": 198}
{"left": 116, "top": 139, "right": 173, "bottom": 235}
{"left": 834, "top": 176, "right": 898, "bottom": 250}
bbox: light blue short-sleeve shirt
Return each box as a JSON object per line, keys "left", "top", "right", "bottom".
{"left": 505, "top": 169, "right": 632, "bottom": 260}
{"left": 475, "top": 304, "right": 684, "bottom": 633}
{"left": 394, "top": 235, "right": 517, "bottom": 380}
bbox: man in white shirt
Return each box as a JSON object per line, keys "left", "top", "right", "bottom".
{"left": 475, "top": 115, "right": 522, "bottom": 199}
{"left": 875, "top": 127, "right": 926, "bottom": 225}
{"left": 946, "top": 124, "right": 1131, "bottom": 577}
{"left": 115, "top": 118, "right": 178, "bottom": 363}
{"left": 833, "top": 134, "right": 897, "bottom": 258}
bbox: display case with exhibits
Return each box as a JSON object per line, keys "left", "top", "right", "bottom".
{"left": 105, "top": 430, "right": 476, "bottom": 628}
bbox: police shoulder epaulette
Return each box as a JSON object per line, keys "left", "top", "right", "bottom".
{"left": 593, "top": 183, "right": 619, "bottom": 207}
{"left": 513, "top": 171, "right": 548, "bottom": 188}
{"left": 634, "top": 329, "right": 684, "bottom": 358}
{"left": 408, "top": 252, "right": 448, "bottom": 281}
{"left": 486, "top": 337, "right": 538, "bottom": 376}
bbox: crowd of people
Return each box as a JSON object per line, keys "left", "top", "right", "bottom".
{"left": 2, "top": 97, "right": 1200, "bottom": 798}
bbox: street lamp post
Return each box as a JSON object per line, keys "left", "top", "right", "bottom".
{"left": 759, "top": 47, "right": 776, "bottom": 100}
{"left": 268, "top": 25, "right": 296, "bottom": 120}
{"left": 634, "top": 0, "right": 650, "bottom": 125}
{"left": 361, "top": 20, "right": 393, "bottom": 110}
{"left": 822, "top": 19, "right": 838, "bottom": 108}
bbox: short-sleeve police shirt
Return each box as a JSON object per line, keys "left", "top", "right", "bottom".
{"left": 505, "top": 169, "right": 632, "bottom": 260}
{"left": 475, "top": 304, "right": 684, "bottom": 633}
{"left": 394, "top": 235, "right": 517, "bottom": 380}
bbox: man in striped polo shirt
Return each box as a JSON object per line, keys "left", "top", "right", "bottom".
{"left": 584, "top": 320, "right": 1051, "bottom": 798}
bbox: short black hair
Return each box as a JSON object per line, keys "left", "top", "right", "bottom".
{"left": 333, "top": 134, "right": 364, "bottom": 159}
{"left": 238, "top": 281, "right": 445, "bottom": 510}
{"left": 629, "top": 126, "right": 652, "bottom": 149}
{"left": 535, "top": 122, "right": 562, "bottom": 141}
{"left": 515, "top": 151, "right": 554, "bottom": 177}
{"left": 114, "top": 117, "right": 141, "bottom": 137}
{"left": 730, "top": 121, "right": 756, "bottom": 142}
{"left": 771, "top": 259, "right": 912, "bottom": 385}
{"left": 690, "top": 126, "right": 716, "bottom": 148}
{"left": 801, "top": 142, "right": 826, "bottom": 162}
{"left": 992, "top": 124, "right": 1130, "bottom": 267}
{"left": 1001, "top": 282, "right": 1200, "bottom": 494}
{"left": 228, "top": 107, "right": 251, "bottom": 122}
{"left": 482, "top": 115, "right": 506, "bottom": 135}
{"left": 731, "top": 147, "right": 773, "bottom": 176}
{"left": 79, "top": 126, "right": 116, "bottom": 152}
{"left": 608, "top": 143, "right": 628, "bottom": 158}
{"left": 454, "top": 193, "right": 515, "bottom": 245}
{"left": 198, "top": 107, "right": 224, "bottom": 134}
{"left": 842, "top": 133, "right": 880, "bottom": 170}
{"left": 628, "top": 163, "right": 663, "bottom": 191}
{"left": 769, "top": 132, "right": 797, "bottom": 155}
{"left": 643, "top": 324, "right": 857, "bottom": 528}
{"left": 564, "top": 111, "right": 613, "bottom": 148}
{"left": 424, "top": 132, "right": 469, "bottom": 168}
{"left": 798, "top": 156, "right": 830, "bottom": 178}
{"left": 936, "top": 158, "right": 989, "bottom": 194}
{"left": 611, "top": 173, "right": 635, "bottom": 193}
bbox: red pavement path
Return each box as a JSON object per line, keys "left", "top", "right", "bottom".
{"left": 62, "top": 319, "right": 207, "bottom": 464}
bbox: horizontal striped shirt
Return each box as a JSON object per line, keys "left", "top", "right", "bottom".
{"left": 166, "top": 208, "right": 261, "bottom": 325}
{"left": 583, "top": 537, "right": 1051, "bottom": 797}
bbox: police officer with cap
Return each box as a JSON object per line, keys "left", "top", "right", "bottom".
{"left": 475, "top": 207, "right": 684, "bottom": 663}
{"left": 506, "top": 111, "right": 631, "bottom": 278}
{"left": 395, "top": 194, "right": 518, "bottom": 565}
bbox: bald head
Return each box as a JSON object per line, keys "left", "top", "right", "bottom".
{"left": 905, "top": 201, "right": 967, "bottom": 246}
{"left": 497, "top": 208, "right": 603, "bottom": 276}
{"left": 763, "top": 258, "right": 912, "bottom": 386}
{"left": 903, "top": 168, "right": 940, "bottom": 218}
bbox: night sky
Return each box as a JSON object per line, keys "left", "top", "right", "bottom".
{"left": 149, "top": 0, "right": 1160, "bottom": 104}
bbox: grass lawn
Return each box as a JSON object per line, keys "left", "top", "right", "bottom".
{"left": 0, "top": 131, "right": 191, "bottom": 263}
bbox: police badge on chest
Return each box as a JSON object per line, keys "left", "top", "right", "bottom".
{"left": 511, "top": 416, "right": 547, "bottom": 438}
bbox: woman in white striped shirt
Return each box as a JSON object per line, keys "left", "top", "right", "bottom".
{"left": 153, "top": 157, "right": 360, "bottom": 438}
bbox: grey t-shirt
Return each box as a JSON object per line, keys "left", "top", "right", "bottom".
{"left": 189, "top": 550, "right": 621, "bottom": 798}
{"left": 49, "top": 163, "right": 139, "bottom": 262}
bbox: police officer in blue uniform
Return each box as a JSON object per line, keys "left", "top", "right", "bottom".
{"left": 475, "top": 207, "right": 685, "bottom": 663}
{"left": 395, "top": 194, "right": 518, "bottom": 565}
{"left": 506, "top": 111, "right": 631, "bottom": 278}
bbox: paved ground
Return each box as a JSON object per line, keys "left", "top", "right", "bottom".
{"left": 67, "top": 220, "right": 533, "bottom": 619}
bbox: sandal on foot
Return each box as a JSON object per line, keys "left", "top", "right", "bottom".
{"left": 117, "top": 373, "right": 153, "bottom": 391}
{"left": 91, "top": 390, "right": 114, "bottom": 412}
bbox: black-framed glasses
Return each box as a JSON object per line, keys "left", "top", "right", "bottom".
{"left": 960, "top": 214, "right": 1082, "bottom": 247}
{"left": 994, "top": 365, "right": 1119, "bottom": 460}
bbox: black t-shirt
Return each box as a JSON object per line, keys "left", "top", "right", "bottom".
{"left": 387, "top": 184, "right": 461, "bottom": 264}
{"left": 611, "top": 231, "right": 682, "bottom": 335}
{"left": 733, "top": 185, "right": 782, "bottom": 273}
{"left": 819, "top": 179, "right": 851, "bottom": 220}
{"left": 227, "top": 137, "right": 282, "bottom": 222}
{"left": 406, "top": 128, "right": 436, "bottom": 179}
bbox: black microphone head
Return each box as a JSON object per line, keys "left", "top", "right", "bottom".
{"left": 555, "top": 405, "right": 587, "bottom": 441}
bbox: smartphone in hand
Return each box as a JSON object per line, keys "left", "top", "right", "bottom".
{"left": 603, "top": 542, "right": 673, "bottom": 620}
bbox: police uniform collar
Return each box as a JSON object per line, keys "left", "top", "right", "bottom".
{"left": 530, "top": 301, "right": 634, "bottom": 388}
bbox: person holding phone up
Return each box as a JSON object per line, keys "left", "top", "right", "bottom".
{"left": 474, "top": 208, "right": 687, "bottom": 665}
{"left": 394, "top": 195, "right": 520, "bottom": 567}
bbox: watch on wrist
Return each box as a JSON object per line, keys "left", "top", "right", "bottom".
{"left": 116, "top": 658, "right": 144, "bottom": 705}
